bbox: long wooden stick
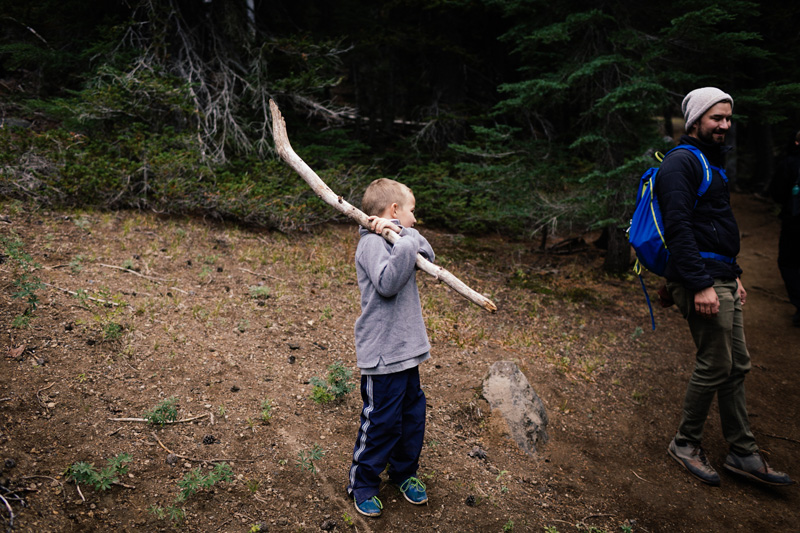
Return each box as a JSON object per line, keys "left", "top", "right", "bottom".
{"left": 269, "top": 99, "right": 497, "bottom": 313}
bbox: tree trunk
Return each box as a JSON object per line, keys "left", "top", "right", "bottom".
{"left": 603, "top": 226, "right": 631, "bottom": 274}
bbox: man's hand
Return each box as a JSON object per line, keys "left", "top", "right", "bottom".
{"left": 736, "top": 277, "right": 747, "bottom": 305}
{"left": 694, "top": 286, "right": 720, "bottom": 317}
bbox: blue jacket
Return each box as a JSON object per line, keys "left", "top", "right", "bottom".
{"left": 655, "top": 135, "right": 743, "bottom": 292}
{"left": 354, "top": 223, "right": 434, "bottom": 370}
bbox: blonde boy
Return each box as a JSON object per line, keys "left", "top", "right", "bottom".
{"left": 346, "top": 178, "right": 434, "bottom": 517}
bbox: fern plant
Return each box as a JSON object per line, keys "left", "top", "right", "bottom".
{"left": 143, "top": 397, "right": 179, "bottom": 426}
{"left": 66, "top": 453, "right": 132, "bottom": 491}
{"left": 177, "top": 462, "right": 234, "bottom": 502}
{"left": 310, "top": 361, "right": 354, "bottom": 404}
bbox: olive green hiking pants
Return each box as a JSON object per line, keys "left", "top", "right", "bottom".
{"left": 667, "top": 279, "right": 758, "bottom": 455}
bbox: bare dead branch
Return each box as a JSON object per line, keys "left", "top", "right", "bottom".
{"left": 269, "top": 99, "right": 497, "bottom": 313}
{"left": 97, "top": 263, "right": 169, "bottom": 283}
{"left": 108, "top": 414, "right": 208, "bottom": 424}
{"left": 42, "top": 283, "right": 120, "bottom": 306}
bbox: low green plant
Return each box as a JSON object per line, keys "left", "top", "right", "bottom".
{"left": 296, "top": 444, "right": 325, "bottom": 475}
{"left": 104, "top": 321, "right": 124, "bottom": 341}
{"left": 148, "top": 504, "right": 185, "bottom": 524}
{"left": 143, "top": 397, "right": 179, "bottom": 426}
{"left": 320, "top": 305, "right": 333, "bottom": 320}
{"left": 248, "top": 285, "right": 271, "bottom": 300}
{"left": 177, "top": 462, "right": 233, "bottom": 502}
{"left": 2, "top": 236, "right": 44, "bottom": 326}
{"left": 342, "top": 511, "right": 354, "bottom": 527}
{"left": 150, "top": 462, "right": 232, "bottom": 525}
{"left": 66, "top": 453, "right": 132, "bottom": 491}
{"left": 69, "top": 254, "right": 85, "bottom": 273}
{"left": 260, "top": 399, "right": 273, "bottom": 422}
{"left": 503, "top": 519, "right": 514, "bottom": 532}
{"left": 310, "top": 361, "right": 355, "bottom": 404}
{"left": 73, "top": 216, "right": 91, "bottom": 231}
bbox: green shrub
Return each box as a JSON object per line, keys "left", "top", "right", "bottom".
{"left": 66, "top": 453, "right": 132, "bottom": 492}
{"left": 143, "top": 397, "right": 179, "bottom": 426}
{"left": 310, "top": 361, "right": 355, "bottom": 404}
{"left": 177, "top": 463, "right": 234, "bottom": 502}
{"left": 296, "top": 444, "right": 325, "bottom": 475}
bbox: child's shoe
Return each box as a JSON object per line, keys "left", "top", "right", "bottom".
{"left": 354, "top": 496, "right": 383, "bottom": 517}
{"left": 398, "top": 476, "right": 428, "bottom": 505}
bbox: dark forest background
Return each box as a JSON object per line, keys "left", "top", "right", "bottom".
{"left": 2, "top": 0, "right": 799, "bottom": 271}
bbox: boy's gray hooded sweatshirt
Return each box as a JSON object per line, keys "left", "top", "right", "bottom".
{"left": 354, "top": 223, "right": 434, "bottom": 371}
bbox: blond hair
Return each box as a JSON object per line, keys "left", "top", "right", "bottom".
{"left": 361, "top": 178, "right": 413, "bottom": 216}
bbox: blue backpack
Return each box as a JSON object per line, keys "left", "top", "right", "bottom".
{"left": 628, "top": 144, "right": 730, "bottom": 329}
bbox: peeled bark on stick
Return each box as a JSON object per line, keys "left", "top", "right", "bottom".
{"left": 269, "top": 99, "right": 497, "bottom": 313}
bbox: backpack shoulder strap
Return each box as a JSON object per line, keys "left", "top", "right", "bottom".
{"left": 665, "top": 144, "right": 717, "bottom": 197}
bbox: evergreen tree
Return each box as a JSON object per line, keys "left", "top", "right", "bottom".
{"left": 487, "top": 0, "right": 800, "bottom": 271}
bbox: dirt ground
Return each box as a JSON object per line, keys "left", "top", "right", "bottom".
{"left": 1, "top": 192, "right": 798, "bottom": 533}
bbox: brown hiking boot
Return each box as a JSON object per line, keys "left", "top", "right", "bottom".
{"left": 668, "top": 437, "right": 720, "bottom": 486}
{"left": 724, "top": 451, "right": 795, "bottom": 486}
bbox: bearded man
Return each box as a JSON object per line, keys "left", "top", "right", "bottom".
{"left": 656, "top": 87, "right": 794, "bottom": 487}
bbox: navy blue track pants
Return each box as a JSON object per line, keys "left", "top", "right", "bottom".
{"left": 347, "top": 366, "right": 426, "bottom": 504}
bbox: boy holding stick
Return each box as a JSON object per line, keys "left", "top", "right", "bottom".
{"left": 346, "top": 178, "right": 433, "bottom": 517}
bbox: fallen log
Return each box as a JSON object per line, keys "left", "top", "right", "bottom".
{"left": 269, "top": 99, "right": 497, "bottom": 313}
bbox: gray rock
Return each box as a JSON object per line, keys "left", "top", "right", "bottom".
{"left": 482, "top": 361, "right": 548, "bottom": 455}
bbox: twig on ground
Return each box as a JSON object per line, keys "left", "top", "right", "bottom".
{"left": 0, "top": 398, "right": 11, "bottom": 402}
{"left": 631, "top": 470, "right": 651, "bottom": 483}
{"left": 108, "top": 414, "right": 208, "bottom": 424}
{"left": 581, "top": 513, "right": 616, "bottom": 521}
{"left": 42, "top": 283, "right": 120, "bottom": 306}
{"left": 75, "top": 483, "right": 85, "bottom": 502}
{"left": 238, "top": 267, "right": 284, "bottom": 282}
{"left": 0, "top": 493, "right": 14, "bottom": 532}
{"left": 761, "top": 432, "right": 800, "bottom": 445}
{"left": 234, "top": 512, "right": 254, "bottom": 523}
{"left": 98, "top": 263, "right": 169, "bottom": 283}
{"left": 35, "top": 382, "right": 56, "bottom": 413}
{"left": 168, "top": 286, "right": 189, "bottom": 294}
{"left": 150, "top": 432, "right": 261, "bottom": 464}
{"left": 252, "top": 493, "right": 269, "bottom": 505}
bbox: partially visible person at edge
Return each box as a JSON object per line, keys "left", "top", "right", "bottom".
{"left": 769, "top": 129, "right": 800, "bottom": 327}
{"left": 655, "top": 87, "right": 794, "bottom": 487}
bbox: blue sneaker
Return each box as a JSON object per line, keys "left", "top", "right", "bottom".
{"left": 398, "top": 476, "right": 428, "bottom": 505}
{"left": 354, "top": 496, "right": 383, "bottom": 517}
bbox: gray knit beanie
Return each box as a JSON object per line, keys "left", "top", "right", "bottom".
{"left": 682, "top": 87, "right": 733, "bottom": 131}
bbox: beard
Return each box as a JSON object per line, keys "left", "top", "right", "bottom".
{"left": 695, "top": 125, "right": 726, "bottom": 145}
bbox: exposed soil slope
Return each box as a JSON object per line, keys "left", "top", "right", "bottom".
{"left": 0, "top": 192, "right": 797, "bottom": 532}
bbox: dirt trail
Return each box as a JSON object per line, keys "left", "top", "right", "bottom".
{"left": 630, "top": 193, "right": 800, "bottom": 532}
